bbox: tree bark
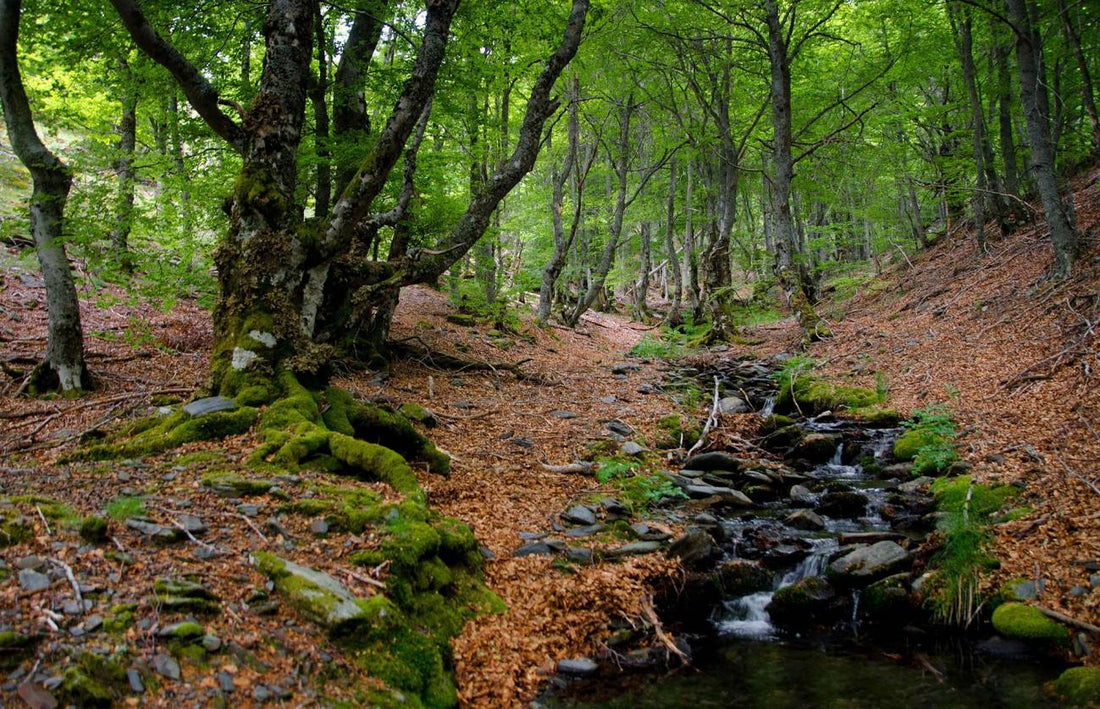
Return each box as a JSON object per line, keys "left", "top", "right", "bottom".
{"left": 0, "top": 0, "right": 88, "bottom": 392}
{"left": 310, "top": 2, "right": 331, "bottom": 217}
{"left": 1005, "top": 0, "right": 1078, "bottom": 277}
{"left": 664, "top": 157, "right": 683, "bottom": 324}
{"left": 993, "top": 25, "right": 1022, "bottom": 205}
{"left": 764, "top": 0, "right": 828, "bottom": 342}
{"left": 1056, "top": 0, "right": 1100, "bottom": 158}
{"left": 332, "top": 0, "right": 388, "bottom": 198}
{"left": 109, "top": 55, "right": 138, "bottom": 273}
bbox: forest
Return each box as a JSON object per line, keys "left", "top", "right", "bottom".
{"left": 0, "top": 0, "right": 1098, "bottom": 706}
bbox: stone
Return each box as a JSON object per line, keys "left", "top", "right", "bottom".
{"left": 562, "top": 506, "right": 597, "bottom": 526}
{"left": 18, "top": 569, "right": 51, "bottom": 592}
{"left": 126, "top": 518, "right": 182, "bottom": 544}
{"left": 82, "top": 615, "right": 103, "bottom": 633}
{"left": 717, "top": 560, "right": 771, "bottom": 596}
{"left": 15, "top": 555, "right": 45, "bottom": 570}
{"left": 667, "top": 528, "right": 719, "bottom": 568}
{"left": 236, "top": 503, "right": 261, "bottom": 517}
{"left": 152, "top": 654, "right": 181, "bottom": 680}
{"left": 183, "top": 396, "right": 237, "bottom": 417}
{"left": 788, "top": 484, "right": 815, "bottom": 505}
{"left": 682, "top": 451, "right": 740, "bottom": 472}
{"left": 604, "top": 420, "right": 634, "bottom": 437}
{"left": 607, "top": 541, "right": 661, "bottom": 557}
{"left": 216, "top": 670, "right": 235, "bottom": 693}
{"left": 784, "top": 509, "right": 826, "bottom": 531}
{"left": 558, "top": 658, "right": 598, "bottom": 676}
{"left": 793, "top": 433, "right": 841, "bottom": 463}
{"left": 610, "top": 363, "right": 640, "bottom": 375}
{"left": 992, "top": 603, "right": 1069, "bottom": 645}
{"left": 828, "top": 541, "right": 911, "bottom": 585}
{"left": 897, "top": 476, "right": 933, "bottom": 494}
{"left": 766, "top": 577, "right": 841, "bottom": 626}
{"left": 126, "top": 669, "right": 144, "bottom": 694}
{"left": 716, "top": 396, "right": 749, "bottom": 414}
{"left": 600, "top": 396, "right": 617, "bottom": 404}
{"left": 17, "top": 682, "right": 57, "bottom": 709}
{"left": 518, "top": 531, "right": 547, "bottom": 541}
{"left": 817, "top": 490, "right": 868, "bottom": 519}
{"left": 309, "top": 519, "right": 329, "bottom": 535}
{"left": 600, "top": 498, "right": 629, "bottom": 516}
{"left": 250, "top": 552, "right": 377, "bottom": 636}
{"left": 861, "top": 573, "right": 914, "bottom": 622}
{"left": 566, "top": 548, "right": 594, "bottom": 565}
{"left": 178, "top": 515, "right": 207, "bottom": 535}
{"left": 837, "top": 532, "right": 907, "bottom": 546}
{"left": 201, "top": 635, "right": 223, "bottom": 652}
{"left": 620, "top": 441, "right": 647, "bottom": 457}
{"left": 549, "top": 410, "right": 579, "bottom": 419}
{"left": 514, "top": 542, "right": 556, "bottom": 558}
{"left": 565, "top": 524, "right": 605, "bottom": 538}
{"left": 1053, "top": 667, "right": 1100, "bottom": 706}
{"left": 153, "top": 578, "right": 220, "bottom": 615}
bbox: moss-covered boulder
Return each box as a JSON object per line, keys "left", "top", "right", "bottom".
{"left": 57, "top": 651, "right": 128, "bottom": 707}
{"left": 848, "top": 407, "right": 901, "bottom": 426}
{"left": 759, "top": 414, "right": 796, "bottom": 434}
{"left": 251, "top": 552, "right": 379, "bottom": 637}
{"left": 893, "top": 429, "right": 937, "bottom": 461}
{"left": 655, "top": 414, "right": 701, "bottom": 450}
{"left": 103, "top": 603, "right": 137, "bottom": 634}
{"left": 79, "top": 516, "right": 109, "bottom": 544}
{"left": 0, "top": 514, "right": 32, "bottom": 547}
{"left": 766, "top": 577, "right": 842, "bottom": 627}
{"left": 991, "top": 603, "right": 1069, "bottom": 645}
{"left": 1054, "top": 667, "right": 1100, "bottom": 706}
{"left": 861, "top": 573, "right": 914, "bottom": 623}
{"left": 775, "top": 376, "right": 879, "bottom": 416}
{"left": 793, "top": 433, "right": 841, "bottom": 463}
{"left": 152, "top": 578, "right": 220, "bottom": 615}
{"left": 717, "top": 560, "right": 772, "bottom": 596}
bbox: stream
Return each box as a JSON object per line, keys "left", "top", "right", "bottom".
{"left": 538, "top": 356, "right": 1066, "bottom": 708}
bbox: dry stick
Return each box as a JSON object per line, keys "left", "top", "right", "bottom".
{"left": 686, "top": 376, "right": 720, "bottom": 457}
{"left": 237, "top": 514, "right": 268, "bottom": 542}
{"left": 434, "top": 408, "right": 499, "bottom": 422}
{"left": 34, "top": 505, "right": 51, "bottom": 536}
{"left": 51, "top": 559, "right": 83, "bottom": 613}
{"left": 1036, "top": 605, "right": 1100, "bottom": 635}
{"left": 641, "top": 595, "right": 688, "bottom": 664}
{"left": 341, "top": 567, "right": 386, "bottom": 590}
{"left": 1061, "top": 461, "right": 1100, "bottom": 497}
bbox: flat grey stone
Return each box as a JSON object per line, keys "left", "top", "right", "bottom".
{"left": 250, "top": 553, "right": 371, "bottom": 634}
{"left": 785, "top": 509, "right": 826, "bottom": 531}
{"left": 608, "top": 541, "right": 662, "bottom": 557}
{"left": 514, "top": 542, "right": 556, "bottom": 558}
{"left": 558, "top": 658, "right": 599, "bottom": 676}
{"left": 237, "top": 504, "right": 261, "bottom": 517}
{"left": 679, "top": 469, "right": 706, "bottom": 479}
{"left": 566, "top": 548, "right": 593, "bottom": 564}
{"left": 202, "top": 634, "right": 223, "bottom": 652}
{"left": 565, "top": 524, "right": 605, "bottom": 538}
{"left": 183, "top": 396, "right": 237, "bottom": 417}
{"left": 18, "top": 569, "right": 51, "bottom": 592}
{"left": 621, "top": 441, "right": 647, "bottom": 456}
{"left": 216, "top": 670, "right": 235, "bottom": 693}
{"left": 309, "top": 519, "right": 329, "bottom": 535}
{"left": 127, "top": 668, "right": 145, "bottom": 694}
{"left": 604, "top": 420, "right": 634, "bottom": 437}
{"left": 828, "top": 541, "right": 911, "bottom": 585}
{"left": 518, "top": 531, "right": 547, "bottom": 541}
{"left": 178, "top": 515, "right": 206, "bottom": 535}
{"left": 716, "top": 396, "right": 749, "bottom": 414}
{"left": 562, "top": 506, "right": 597, "bottom": 526}
{"left": 82, "top": 614, "right": 103, "bottom": 632}
{"left": 600, "top": 396, "right": 617, "bottom": 404}
{"left": 610, "top": 363, "right": 640, "bottom": 374}
{"left": 549, "top": 410, "right": 579, "bottom": 419}
{"left": 15, "top": 555, "right": 44, "bottom": 570}
{"left": 126, "top": 518, "right": 181, "bottom": 543}
{"left": 152, "top": 654, "right": 181, "bottom": 681}
{"left": 682, "top": 451, "right": 740, "bottom": 472}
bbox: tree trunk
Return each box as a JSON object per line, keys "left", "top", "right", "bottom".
{"left": 683, "top": 158, "right": 699, "bottom": 319}
{"left": 1056, "top": 0, "right": 1100, "bottom": 157}
{"left": 764, "top": 0, "right": 827, "bottom": 342}
{"left": 332, "top": 1, "right": 388, "bottom": 198}
{"left": 948, "top": 2, "right": 990, "bottom": 251}
{"left": 634, "top": 222, "right": 651, "bottom": 319}
{"left": 109, "top": 55, "right": 138, "bottom": 273}
{"left": 993, "top": 24, "right": 1022, "bottom": 206}
{"left": 664, "top": 157, "right": 682, "bottom": 324}
{"left": 0, "top": 0, "right": 88, "bottom": 392}
{"left": 1005, "top": 0, "right": 1078, "bottom": 277}
{"left": 310, "top": 2, "right": 331, "bottom": 217}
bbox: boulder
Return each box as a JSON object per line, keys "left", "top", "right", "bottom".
{"left": 249, "top": 552, "right": 378, "bottom": 636}
{"left": 817, "top": 490, "right": 868, "bottom": 519}
{"left": 766, "top": 577, "right": 842, "bottom": 626}
{"left": 667, "top": 527, "right": 719, "bottom": 568}
{"left": 716, "top": 560, "right": 771, "bottom": 596}
{"left": 784, "top": 509, "right": 825, "bottom": 531}
{"left": 562, "top": 506, "right": 597, "bottom": 526}
{"left": 991, "top": 603, "right": 1069, "bottom": 645}
{"left": 1053, "top": 667, "right": 1100, "bottom": 706}
{"left": 716, "top": 396, "right": 749, "bottom": 414}
{"left": 793, "top": 433, "right": 841, "bottom": 463}
{"left": 789, "top": 484, "right": 815, "bottom": 506}
{"left": 828, "top": 541, "right": 911, "bottom": 585}
{"left": 760, "top": 425, "right": 804, "bottom": 452}
{"left": 860, "top": 573, "right": 914, "bottom": 623}
{"left": 682, "top": 451, "right": 740, "bottom": 472}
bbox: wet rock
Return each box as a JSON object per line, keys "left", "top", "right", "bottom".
{"left": 18, "top": 569, "right": 51, "bottom": 592}
{"left": 789, "top": 484, "right": 815, "bottom": 506}
{"left": 861, "top": 573, "right": 914, "bottom": 622}
{"left": 897, "top": 476, "right": 933, "bottom": 494}
{"left": 883, "top": 462, "right": 916, "bottom": 478}
{"left": 817, "top": 490, "right": 868, "bottom": 519}
{"left": 558, "top": 657, "right": 598, "bottom": 676}
{"left": 716, "top": 396, "right": 749, "bottom": 414}
{"left": 828, "top": 541, "right": 911, "bottom": 585}
{"left": 761, "top": 425, "right": 804, "bottom": 451}
{"left": 183, "top": 396, "right": 237, "bottom": 417}
{"left": 562, "top": 506, "right": 597, "bottom": 526}
{"left": 785, "top": 509, "right": 826, "bottom": 531}
{"left": 717, "top": 559, "right": 771, "bottom": 596}
{"left": 767, "top": 577, "right": 842, "bottom": 626}
{"left": 682, "top": 451, "right": 740, "bottom": 473}
{"left": 667, "top": 527, "right": 719, "bottom": 568}
{"left": 837, "top": 532, "right": 908, "bottom": 546}
{"left": 793, "top": 433, "right": 841, "bottom": 463}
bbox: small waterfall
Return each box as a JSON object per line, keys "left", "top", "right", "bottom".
{"left": 760, "top": 396, "right": 776, "bottom": 417}
{"left": 828, "top": 442, "right": 844, "bottom": 466}
{"left": 717, "top": 592, "right": 776, "bottom": 639}
{"left": 850, "top": 589, "right": 862, "bottom": 636}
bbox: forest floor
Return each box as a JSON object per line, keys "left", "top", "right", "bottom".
{"left": 0, "top": 167, "right": 1098, "bottom": 707}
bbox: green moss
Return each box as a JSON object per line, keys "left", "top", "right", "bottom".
{"left": 79, "top": 516, "right": 109, "bottom": 544}
{"left": 849, "top": 407, "right": 902, "bottom": 425}
{"left": 329, "top": 434, "right": 420, "bottom": 494}
{"left": 759, "top": 414, "right": 796, "bottom": 433}
{"left": 399, "top": 403, "right": 437, "bottom": 428}
{"left": 655, "top": 414, "right": 701, "bottom": 449}
{"left": 173, "top": 451, "right": 225, "bottom": 466}
{"left": 201, "top": 473, "right": 274, "bottom": 497}
{"left": 103, "top": 603, "right": 137, "bottom": 634}
{"left": 58, "top": 651, "right": 128, "bottom": 707}
{"left": 991, "top": 603, "right": 1069, "bottom": 645}
{"left": 0, "top": 631, "right": 39, "bottom": 669}
{"left": 1054, "top": 667, "right": 1100, "bottom": 706}
{"left": 7, "top": 495, "right": 78, "bottom": 524}
{"left": 775, "top": 375, "right": 879, "bottom": 415}
{"left": 0, "top": 516, "right": 32, "bottom": 547}
{"left": 332, "top": 389, "right": 450, "bottom": 476}
{"left": 894, "top": 429, "right": 936, "bottom": 461}
{"left": 73, "top": 407, "right": 258, "bottom": 461}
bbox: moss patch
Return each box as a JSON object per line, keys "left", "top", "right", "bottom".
{"left": 775, "top": 375, "right": 879, "bottom": 416}
{"left": 58, "top": 650, "right": 128, "bottom": 707}
{"left": 71, "top": 406, "right": 258, "bottom": 462}
{"left": 1054, "top": 667, "right": 1100, "bottom": 706}
{"left": 654, "top": 414, "right": 701, "bottom": 450}
{"left": 0, "top": 631, "right": 39, "bottom": 669}
{"left": 991, "top": 603, "right": 1069, "bottom": 645}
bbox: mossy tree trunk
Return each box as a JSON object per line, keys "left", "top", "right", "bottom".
{"left": 0, "top": 0, "right": 90, "bottom": 394}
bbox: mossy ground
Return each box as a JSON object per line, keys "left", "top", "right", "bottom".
{"left": 774, "top": 374, "right": 880, "bottom": 416}
{"left": 1054, "top": 667, "right": 1100, "bottom": 706}
{"left": 991, "top": 603, "right": 1069, "bottom": 645}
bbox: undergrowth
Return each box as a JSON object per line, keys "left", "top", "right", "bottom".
{"left": 926, "top": 475, "right": 1019, "bottom": 627}
{"left": 630, "top": 318, "right": 711, "bottom": 359}
{"left": 895, "top": 403, "right": 958, "bottom": 475}
{"left": 595, "top": 458, "right": 686, "bottom": 512}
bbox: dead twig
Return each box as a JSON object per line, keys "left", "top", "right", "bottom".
{"left": 341, "top": 567, "right": 387, "bottom": 590}
{"left": 237, "top": 514, "right": 268, "bottom": 542}
{"left": 538, "top": 461, "right": 594, "bottom": 475}
{"left": 640, "top": 595, "right": 688, "bottom": 664}
{"left": 51, "top": 558, "right": 83, "bottom": 613}
{"left": 1036, "top": 605, "right": 1100, "bottom": 635}
{"left": 686, "top": 376, "right": 720, "bottom": 457}
{"left": 34, "top": 505, "right": 51, "bottom": 536}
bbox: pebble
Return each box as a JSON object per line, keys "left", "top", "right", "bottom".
{"left": 127, "top": 669, "right": 145, "bottom": 694}
{"left": 15, "top": 555, "right": 44, "bottom": 571}
{"left": 152, "top": 654, "right": 181, "bottom": 680}
{"left": 620, "top": 441, "right": 646, "bottom": 456}
{"left": 83, "top": 614, "right": 103, "bottom": 632}
{"left": 309, "top": 519, "right": 329, "bottom": 535}
{"left": 237, "top": 504, "right": 261, "bottom": 517}
{"left": 202, "top": 634, "right": 223, "bottom": 652}
{"left": 558, "top": 657, "right": 599, "bottom": 676}
{"left": 216, "top": 670, "right": 235, "bottom": 693}
{"left": 549, "top": 410, "right": 579, "bottom": 419}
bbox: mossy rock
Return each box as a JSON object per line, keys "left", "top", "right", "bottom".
{"left": 991, "top": 603, "right": 1069, "bottom": 645}
{"left": 759, "top": 414, "right": 796, "bottom": 434}
{"left": 399, "top": 403, "right": 437, "bottom": 429}
{"left": 0, "top": 515, "right": 32, "bottom": 547}
{"left": 654, "top": 414, "right": 701, "bottom": 450}
{"left": 79, "top": 516, "right": 110, "bottom": 544}
{"left": 153, "top": 578, "right": 220, "bottom": 615}
{"left": 1054, "top": 667, "right": 1100, "bottom": 706}
{"left": 0, "top": 631, "right": 40, "bottom": 669}
{"left": 775, "top": 376, "right": 879, "bottom": 416}
{"left": 760, "top": 424, "right": 803, "bottom": 451}
{"left": 848, "top": 407, "right": 902, "bottom": 426}
{"left": 716, "top": 560, "right": 771, "bottom": 596}
{"left": 58, "top": 651, "right": 128, "bottom": 707}
{"left": 861, "top": 573, "right": 914, "bottom": 623}
{"left": 766, "top": 577, "right": 840, "bottom": 626}
{"left": 893, "top": 429, "right": 938, "bottom": 461}
{"left": 445, "top": 313, "right": 477, "bottom": 327}
{"left": 201, "top": 473, "right": 276, "bottom": 497}
{"left": 103, "top": 603, "right": 137, "bottom": 634}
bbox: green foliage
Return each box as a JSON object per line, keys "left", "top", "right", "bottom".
{"left": 596, "top": 458, "right": 641, "bottom": 484}
{"left": 104, "top": 496, "right": 145, "bottom": 521}
{"left": 630, "top": 318, "right": 712, "bottom": 359}
{"left": 924, "top": 475, "right": 1019, "bottom": 626}
{"left": 594, "top": 458, "right": 686, "bottom": 511}
{"left": 896, "top": 404, "right": 958, "bottom": 475}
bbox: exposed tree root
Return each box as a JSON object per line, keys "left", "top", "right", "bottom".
{"left": 390, "top": 338, "right": 556, "bottom": 384}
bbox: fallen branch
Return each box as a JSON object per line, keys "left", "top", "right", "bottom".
{"left": 539, "top": 461, "right": 594, "bottom": 475}
{"left": 34, "top": 505, "right": 51, "bottom": 536}
{"left": 51, "top": 558, "right": 82, "bottom": 613}
{"left": 341, "top": 567, "right": 387, "bottom": 590}
{"left": 686, "top": 376, "right": 720, "bottom": 457}
{"left": 1036, "top": 605, "right": 1100, "bottom": 635}
{"left": 237, "top": 514, "right": 268, "bottom": 542}
{"left": 640, "top": 595, "right": 688, "bottom": 664}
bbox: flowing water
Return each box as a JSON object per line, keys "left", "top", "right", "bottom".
{"left": 539, "top": 360, "right": 1066, "bottom": 707}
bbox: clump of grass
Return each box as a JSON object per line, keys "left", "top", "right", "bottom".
{"left": 594, "top": 458, "right": 686, "bottom": 512}
{"left": 629, "top": 319, "right": 712, "bottom": 360}
{"left": 104, "top": 496, "right": 145, "bottom": 521}
{"left": 895, "top": 403, "right": 958, "bottom": 475}
{"left": 926, "top": 475, "right": 1019, "bottom": 626}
